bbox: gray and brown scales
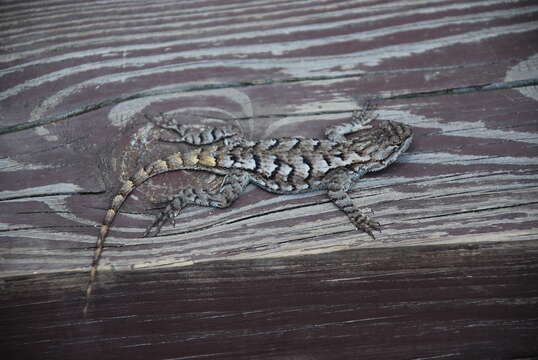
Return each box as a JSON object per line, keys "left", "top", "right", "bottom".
{"left": 84, "top": 104, "right": 413, "bottom": 315}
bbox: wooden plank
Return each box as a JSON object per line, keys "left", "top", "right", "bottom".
{"left": 2, "top": 240, "right": 537, "bottom": 359}
{"left": 1, "top": 0, "right": 537, "bottom": 276}
{"left": 1, "top": 0, "right": 538, "bottom": 358}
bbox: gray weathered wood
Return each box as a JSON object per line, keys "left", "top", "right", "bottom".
{"left": 1, "top": 0, "right": 537, "bottom": 276}
{"left": 1, "top": 1, "right": 537, "bottom": 357}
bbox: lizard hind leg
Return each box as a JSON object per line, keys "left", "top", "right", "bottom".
{"left": 143, "top": 170, "right": 250, "bottom": 237}
{"left": 145, "top": 113, "right": 240, "bottom": 146}
{"left": 324, "top": 170, "right": 381, "bottom": 240}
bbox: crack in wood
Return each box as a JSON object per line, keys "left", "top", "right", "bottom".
{"left": 405, "top": 201, "right": 538, "bottom": 221}
{"left": 15, "top": 210, "right": 71, "bottom": 215}
{"left": 0, "top": 225, "right": 94, "bottom": 233}
{"left": 1, "top": 76, "right": 536, "bottom": 136}
{"left": 386, "top": 78, "right": 538, "bottom": 100}
{"left": 0, "top": 190, "right": 105, "bottom": 202}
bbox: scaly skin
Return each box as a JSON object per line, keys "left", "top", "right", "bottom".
{"left": 83, "top": 105, "right": 412, "bottom": 316}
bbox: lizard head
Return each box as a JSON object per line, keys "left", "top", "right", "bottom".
{"left": 365, "top": 120, "right": 413, "bottom": 172}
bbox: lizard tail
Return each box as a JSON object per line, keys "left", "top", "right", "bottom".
{"left": 83, "top": 148, "right": 220, "bottom": 316}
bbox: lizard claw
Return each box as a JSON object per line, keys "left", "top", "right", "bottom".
{"left": 143, "top": 198, "right": 184, "bottom": 237}
{"left": 143, "top": 211, "right": 168, "bottom": 237}
{"left": 351, "top": 214, "right": 381, "bottom": 240}
{"left": 363, "top": 227, "right": 375, "bottom": 240}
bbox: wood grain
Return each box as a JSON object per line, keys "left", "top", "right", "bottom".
{"left": 1, "top": 0, "right": 537, "bottom": 357}
{"left": 1, "top": 0, "right": 537, "bottom": 276}
{"left": 2, "top": 241, "right": 537, "bottom": 359}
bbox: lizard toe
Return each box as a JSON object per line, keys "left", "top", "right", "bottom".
{"left": 351, "top": 213, "right": 381, "bottom": 239}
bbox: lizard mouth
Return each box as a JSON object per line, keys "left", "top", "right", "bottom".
{"left": 387, "top": 134, "right": 413, "bottom": 165}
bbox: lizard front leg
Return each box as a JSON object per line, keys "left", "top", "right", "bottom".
{"left": 144, "top": 169, "right": 250, "bottom": 236}
{"left": 323, "top": 169, "right": 381, "bottom": 239}
{"left": 325, "top": 102, "right": 377, "bottom": 142}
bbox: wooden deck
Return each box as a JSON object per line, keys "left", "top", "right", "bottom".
{"left": 1, "top": 0, "right": 537, "bottom": 359}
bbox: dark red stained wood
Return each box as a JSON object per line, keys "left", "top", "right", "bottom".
{"left": 2, "top": 241, "right": 538, "bottom": 359}
{"left": 1, "top": 0, "right": 538, "bottom": 358}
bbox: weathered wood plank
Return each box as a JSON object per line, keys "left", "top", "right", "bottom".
{"left": 1, "top": 0, "right": 537, "bottom": 277}
{"left": 2, "top": 241, "right": 537, "bottom": 359}
{"left": 2, "top": 90, "right": 537, "bottom": 276}
{"left": 1, "top": 0, "right": 538, "bottom": 358}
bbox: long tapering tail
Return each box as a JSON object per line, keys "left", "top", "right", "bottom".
{"left": 83, "top": 147, "right": 221, "bottom": 316}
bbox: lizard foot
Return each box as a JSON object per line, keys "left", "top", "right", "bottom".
{"left": 351, "top": 214, "right": 381, "bottom": 240}
{"left": 143, "top": 198, "right": 184, "bottom": 237}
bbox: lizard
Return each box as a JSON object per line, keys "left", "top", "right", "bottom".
{"left": 83, "top": 103, "right": 412, "bottom": 315}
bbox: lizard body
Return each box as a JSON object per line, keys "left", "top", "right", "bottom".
{"left": 84, "top": 104, "right": 412, "bottom": 315}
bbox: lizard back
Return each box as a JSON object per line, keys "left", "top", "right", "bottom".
{"left": 217, "top": 120, "right": 412, "bottom": 193}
